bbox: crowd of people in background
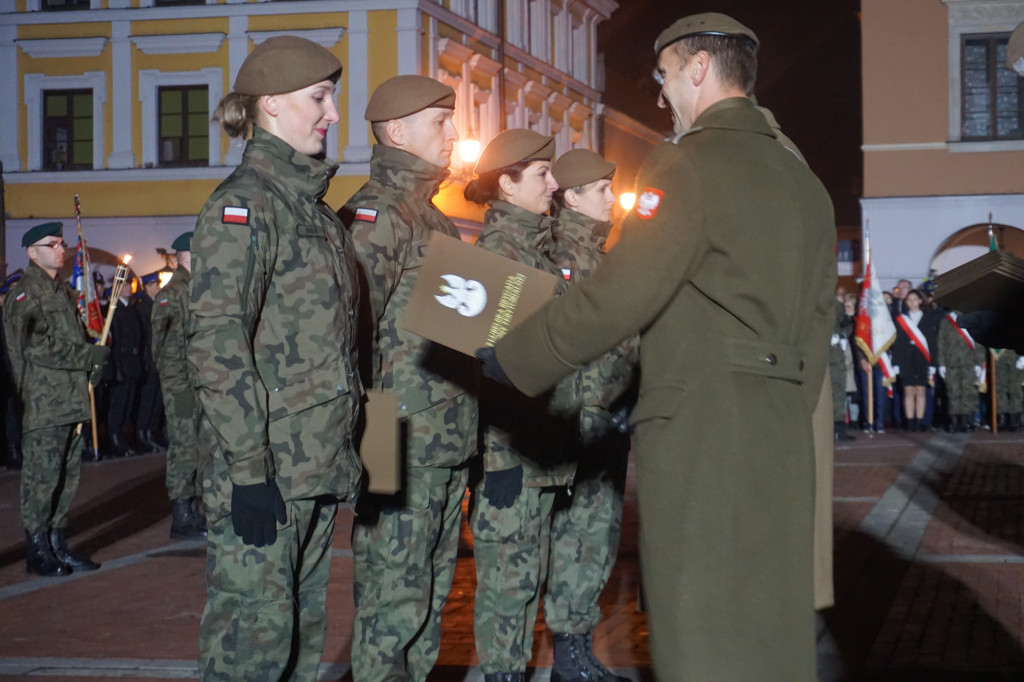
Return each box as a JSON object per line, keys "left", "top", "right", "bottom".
{"left": 832, "top": 278, "right": 1024, "bottom": 438}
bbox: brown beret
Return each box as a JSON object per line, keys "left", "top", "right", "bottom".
{"left": 234, "top": 36, "right": 342, "bottom": 96}
{"left": 365, "top": 75, "right": 456, "bottom": 121}
{"left": 474, "top": 129, "right": 555, "bottom": 175}
{"left": 1008, "top": 21, "right": 1024, "bottom": 75}
{"left": 552, "top": 149, "right": 615, "bottom": 189}
{"left": 654, "top": 12, "right": 759, "bottom": 55}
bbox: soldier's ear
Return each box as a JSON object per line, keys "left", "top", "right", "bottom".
{"left": 385, "top": 119, "right": 405, "bottom": 146}
{"left": 260, "top": 94, "right": 280, "bottom": 119}
{"left": 564, "top": 189, "right": 579, "bottom": 208}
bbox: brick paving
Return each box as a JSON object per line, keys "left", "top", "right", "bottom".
{"left": 0, "top": 429, "right": 1022, "bottom": 680}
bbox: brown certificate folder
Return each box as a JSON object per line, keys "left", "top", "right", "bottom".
{"left": 360, "top": 390, "right": 401, "bottom": 494}
{"left": 932, "top": 250, "right": 1024, "bottom": 314}
{"left": 399, "top": 232, "right": 562, "bottom": 356}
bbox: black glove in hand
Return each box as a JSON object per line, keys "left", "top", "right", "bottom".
{"left": 482, "top": 465, "right": 523, "bottom": 509}
{"left": 231, "top": 480, "right": 287, "bottom": 547}
{"left": 475, "top": 346, "right": 513, "bottom": 388}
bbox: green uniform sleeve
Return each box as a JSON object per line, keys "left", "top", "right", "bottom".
{"left": 5, "top": 290, "right": 94, "bottom": 375}
{"left": 152, "top": 281, "right": 191, "bottom": 395}
{"left": 188, "top": 193, "right": 275, "bottom": 486}
{"left": 497, "top": 143, "right": 708, "bottom": 396}
{"left": 349, "top": 205, "right": 409, "bottom": 326}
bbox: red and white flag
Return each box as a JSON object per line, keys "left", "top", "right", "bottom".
{"left": 855, "top": 239, "right": 897, "bottom": 392}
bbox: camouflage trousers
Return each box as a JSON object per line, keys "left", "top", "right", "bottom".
{"left": 163, "top": 387, "right": 201, "bottom": 501}
{"left": 198, "top": 496, "right": 338, "bottom": 682}
{"left": 350, "top": 464, "right": 469, "bottom": 682}
{"left": 21, "top": 424, "right": 83, "bottom": 534}
{"left": 545, "top": 440, "right": 628, "bottom": 633}
{"left": 945, "top": 366, "right": 979, "bottom": 415}
{"left": 472, "top": 482, "right": 556, "bottom": 673}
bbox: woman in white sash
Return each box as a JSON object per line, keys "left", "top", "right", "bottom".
{"left": 893, "top": 289, "right": 937, "bottom": 432}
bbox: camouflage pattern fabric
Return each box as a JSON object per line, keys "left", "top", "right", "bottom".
{"left": 475, "top": 200, "right": 578, "bottom": 488}
{"left": 3, "top": 261, "right": 97, "bottom": 431}
{"left": 152, "top": 265, "right": 201, "bottom": 500}
{"left": 937, "top": 314, "right": 985, "bottom": 415}
{"left": 20, "top": 425, "right": 82, "bottom": 533}
{"left": 830, "top": 299, "right": 853, "bottom": 421}
{"left": 471, "top": 482, "right": 556, "bottom": 673}
{"left": 351, "top": 465, "right": 468, "bottom": 681}
{"left": 199, "top": 496, "right": 337, "bottom": 682}
{"left": 341, "top": 144, "right": 479, "bottom": 682}
{"left": 187, "top": 127, "right": 362, "bottom": 521}
{"left": 543, "top": 206, "right": 636, "bottom": 633}
{"left": 993, "top": 349, "right": 1024, "bottom": 413}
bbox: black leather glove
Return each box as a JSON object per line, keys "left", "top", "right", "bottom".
{"left": 231, "top": 480, "right": 287, "bottom": 547}
{"left": 87, "top": 345, "right": 110, "bottom": 387}
{"left": 476, "top": 346, "right": 513, "bottom": 388}
{"left": 482, "top": 465, "right": 523, "bottom": 509}
{"left": 959, "top": 310, "right": 1024, "bottom": 353}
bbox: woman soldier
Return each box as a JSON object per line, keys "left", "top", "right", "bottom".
{"left": 465, "top": 129, "right": 581, "bottom": 682}
{"left": 186, "top": 36, "right": 362, "bottom": 681}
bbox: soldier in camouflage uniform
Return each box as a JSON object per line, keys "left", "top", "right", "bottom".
{"left": 4, "top": 222, "right": 108, "bottom": 576}
{"left": 152, "top": 231, "right": 205, "bottom": 539}
{"left": 544, "top": 150, "right": 637, "bottom": 682}
{"left": 992, "top": 348, "right": 1024, "bottom": 431}
{"left": 937, "top": 311, "right": 984, "bottom": 432}
{"left": 339, "top": 76, "right": 478, "bottom": 682}
{"left": 465, "top": 130, "right": 580, "bottom": 682}
{"left": 830, "top": 297, "right": 855, "bottom": 440}
{"left": 186, "top": 37, "right": 361, "bottom": 682}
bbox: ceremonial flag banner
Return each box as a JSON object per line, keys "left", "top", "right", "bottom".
{"left": 71, "top": 234, "right": 103, "bottom": 338}
{"left": 855, "top": 240, "right": 897, "bottom": 391}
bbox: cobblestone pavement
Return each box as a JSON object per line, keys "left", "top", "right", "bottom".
{"left": 0, "top": 428, "right": 1022, "bottom": 680}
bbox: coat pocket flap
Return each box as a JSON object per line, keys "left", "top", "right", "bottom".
{"left": 631, "top": 384, "right": 686, "bottom": 424}
{"left": 267, "top": 372, "right": 349, "bottom": 421}
{"left": 725, "top": 336, "right": 806, "bottom": 383}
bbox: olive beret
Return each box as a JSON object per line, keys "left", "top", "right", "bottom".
{"left": 141, "top": 271, "right": 161, "bottom": 285}
{"left": 22, "top": 221, "right": 63, "bottom": 248}
{"left": 654, "top": 12, "right": 759, "bottom": 55}
{"left": 365, "top": 76, "right": 456, "bottom": 122}
{"left": 1008, "top": 21, "right": 1024, "bottom": 75}
{"left": 552, "top": 149, "right": 616, "bottom": 190}
{"left": 234, "top": 36, "right": 342, "bottom": 96}
{"left": 474, "top": 129, "right": 556, "bottom": 175}
{"left": 171, "top": 231, "right": 193, "bottom": 252}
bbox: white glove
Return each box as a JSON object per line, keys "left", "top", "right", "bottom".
{"left": 1017, "top": 357, "right": 1024, "bottom": 370}
{"left": 830, "top": 334, "right": 840, "bottom": 347}
{"left": 893, "top": 365, "right": 900, "bottom": 376}
{"left": 974, "top": 365, "right": 983, "bottom": 380}
{"left": 939, "top": 366, "right": 947, "bottom": 379}
{"left": 928, "top": 367, "right": 936, "bottom": 380}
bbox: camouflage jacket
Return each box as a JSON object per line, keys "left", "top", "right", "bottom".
{"left": 547, "top": 208, "right": 638, "bottom": 443}
{"left": 3, "top": 261, "right": 96, "bottom": 431}
{"left": 340, "top": 145, "right": 477, "bottom": 468}
{"left": 476, "top": 201, "right": 578, "bottom": 487}
{"left": 187, "top": 127, "right": 362, "bottom": 516}
{"left": 937, "top": 312, "right": 985, "bottom": 370}
{"left": 152, "top": 265, "right": 191, "bottom": 397}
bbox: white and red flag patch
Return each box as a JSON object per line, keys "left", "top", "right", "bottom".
{"left": 635, "top": 188, "right": 664, "bottom": 220}
{"left": 15, "top": 292, "right": 26, "bottom": 303}
{"left": 159, "top": 299, "right": 169, "bottom": 306}
{"left": 354, "top": 208, "right": 378, "bottom": 223}
{"left": 222, "top": 206, "right": 249, "bottom": 225}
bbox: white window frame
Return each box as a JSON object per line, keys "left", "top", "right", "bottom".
{"left": 25, "top": 71, "right": 106, "bottom": 172}
{"left": 139, "top": 68, "right": 223, "bottom": 168}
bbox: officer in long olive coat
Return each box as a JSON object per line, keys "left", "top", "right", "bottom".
{"left": 482, "top": 13, "right": 836, "bottom": 682}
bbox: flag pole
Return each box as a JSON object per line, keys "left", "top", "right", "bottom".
{"left": 990, "top": 349, "right": 999, "bottom": 433}
{"left": 864, "top": 223, "right": 874, "bottom": 436}
{"left": 74, "top": 194, "right": 100, "bottom": 457}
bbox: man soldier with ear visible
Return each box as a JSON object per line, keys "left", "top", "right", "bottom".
{"left": 339, "top": 75, "right": 478, "bottom": 682}
{"left": 4, "top": 221, "right": 109, "bottom": 576}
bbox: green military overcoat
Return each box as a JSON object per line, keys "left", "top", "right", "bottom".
{"left": 495, "top": 97, "right": 837, "bottom": 682}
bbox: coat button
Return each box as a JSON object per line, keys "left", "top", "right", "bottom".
{"left": 765, "top": 353, "right": 777, "bottom": 366}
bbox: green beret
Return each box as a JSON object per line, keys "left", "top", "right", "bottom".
{"left": 365, "top": 76, "right": 456, "bottom": 122}
{"left": 234, "top": 36, "right": 342, "bottom": 96}
{"left": 22, "top": 221, "right": 63, "bottom": 248}
{"left": 171, "top": 231, "right": 193, "bottom": 252}
{"left": 654, "top": 12, "right": 759, "bottom": 55}
{"left": 474, "top": 129, "right": 555, "bottom": 175}
{"left": 552, "top": 149, "right": 615, "bottom": 190}
{"left": 1008, "top": 21, "right": 1024, "bottom": 74}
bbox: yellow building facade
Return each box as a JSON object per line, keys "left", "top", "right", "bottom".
{"left": 0, "top": 0, "right": 619, "bottom": 277}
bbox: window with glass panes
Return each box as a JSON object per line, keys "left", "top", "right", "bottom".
{"left": 42, "top": 0, "right": 90, "bottom": 11}
{"left": 961, "top": 34, "right": 1024, "bottom": 141}
{"left": 42, "top": 89, "right": 92, "bottom": 171}
{"left": 158, "top": 85, "right": 209, "bottom": 167}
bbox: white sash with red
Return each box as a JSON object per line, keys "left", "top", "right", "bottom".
{"left": 945, "top": 312, "right": 975, "bottom": 350}
{"left": 896, "top": 314, "right": 931, "bottom": 364}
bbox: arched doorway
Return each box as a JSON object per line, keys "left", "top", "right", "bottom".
{"left": 929, "top": 222, "right": 1024, "bottom": 276}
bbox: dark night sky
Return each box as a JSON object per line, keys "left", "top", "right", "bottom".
{"left": 598, "top": 1, "right": 863, "bottom": 226}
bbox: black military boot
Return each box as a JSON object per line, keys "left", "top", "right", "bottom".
{"left": 834, "top": 420, "right": 856, "bottom": 441}
{"left": 25, "top": 530, "right": 71, "bottom": 576}
{"left": 483, "top": 674, "right": 524, "bottom": 682}
{"left": 191, "top": 497, "right": 208, "bottom": 534}
{"left": 49, "top": 528, "right": 100, "bottom": 571}
{"left": 170, "top": 498, "right": 204, "bottom": 539}
{"left": 551, "top": 632, "right": 629, "bottom": 682}
{"left": 1012, "top": 413, "right": 1022, "bottom": 432}
{"left": 5, "top": 439, "right": 22, "bottom": 470}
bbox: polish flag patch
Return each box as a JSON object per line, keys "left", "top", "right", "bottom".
{"left": 635, "top": 188, "right": 664, "bottom": 220}
{"left": 15, "top": 292, "right": 26, "bottom": 303}
{"left": 354, "top": 208, "right": 378, "bottom": 223}
{"left": 222, "top": 206, "right": 249, "bottom": 225}
{"left": 159, "top": 299, "right": 169, "bottom": 306}
{"left": 561, "top": 268, "right": 572, "bottom": 281}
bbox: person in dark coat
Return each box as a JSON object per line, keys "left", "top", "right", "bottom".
{"left": 107, "top": 282, "right": 144, "bottom": 456}
{"left": 1, "top": 273, "right": 24, "bottom": 470}
{"left": 134, "top": 271, "right": 166, "bottom": 453}
{"left": 891, "top": 289, "right": 938, "bottom": 432}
